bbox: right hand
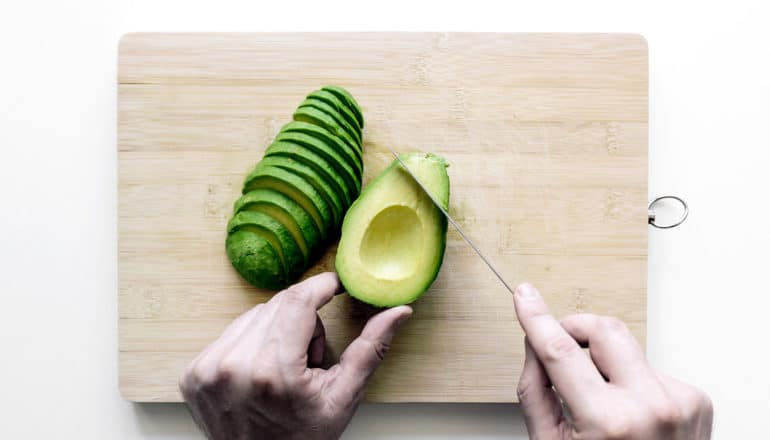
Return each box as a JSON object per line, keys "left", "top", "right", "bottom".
{"left": 513, "top": 283, "right": 713, "bottom": 439}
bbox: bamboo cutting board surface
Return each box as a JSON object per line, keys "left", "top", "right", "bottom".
{"left": 118, "top": 33, "right": 648, "bottom": 402}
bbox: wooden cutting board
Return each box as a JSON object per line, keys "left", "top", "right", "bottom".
{"left": 118, "top": 33, "right": 648, "bottom": 402}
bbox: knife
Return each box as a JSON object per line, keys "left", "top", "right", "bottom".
{"left": 384, "top": 146, "right": 516, "bottom": 295}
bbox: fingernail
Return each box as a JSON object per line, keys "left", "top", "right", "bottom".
{"left": 395, "top": 307, "right": 413, "bottom": 327}
{"left": 515, "top": 283, "right": 539, "bottom": 300}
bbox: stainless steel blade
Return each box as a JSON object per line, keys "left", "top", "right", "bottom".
{"left": 385, "top": 147, "right": 516, "bottom": 295}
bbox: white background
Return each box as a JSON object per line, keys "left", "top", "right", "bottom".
{"left": 1, "top": 1, "right": 769, "bottom": 438}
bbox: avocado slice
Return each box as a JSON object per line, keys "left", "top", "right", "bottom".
{"left": 279, "top": 121, "right": 363, "bottom": 178}
{"left": 272, "top": 132, "right": 361, "bottom": 196}
{"left": 228, "top": 210, "right": 305, "bottom": 281}
{"left": 226, "top": 230, "right": 285, "bottom": 290}
{"left": 243, "top": 166, "right": 333, "bottom": 238}
{"left": 299, "top": 97, "right": 362, "bottom": 147}
{"left": 255, "top": 156, "right": 344, "bottom": 228}
{"left": 321, "top": 85, "right": 364, "bottom": 129}
{"left": 307, "top": 90, "right": 362, "bottom": 137}
{"left": 262, "top": 142, "right": 352, "bottom": 207}
{"left": 234, "top": 189, "right": 321, "bottom": 261}
{"left": 335, "top": 153, "right": 450, "bottom": 307}
{"left": 293, "top": 106, "right": 361, "bottom": 157}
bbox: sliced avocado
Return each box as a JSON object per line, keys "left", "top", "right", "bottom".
{"left": 228, "top": 210, "right": 305, "bottom": 281}
{"left": 255, "top": 156, "right": 344, "bottom": 228}
{"left": 293, "top": 106, "right": 361, "bottom": 157}
{"left": 321, "top": 85, "right": 364, "bottom": 129}
{"left": 243, "top": 166, "right": 332, "bottom": 239}
{"left": 234, "top": 189, "right": 321, "bottom": 261}
{"left": 299, "top": 98, "right": 362, "bottom": 147}
{"left": 262, "top": 142, "right": 352, "bottom": 207}
{"left": 279, "top": 121, "right": 363, "bottom": 178}
{"left": 227, "top": 86, "right": 367, "bottom": 291}
{"left": 226, "top": 229, "right": 285, "bottom": 290}
{"left": 308, "top": 90, "right": 362, "bottom": 137}
{"left": 273, "top": 132, "right": 361, "bottom": 196}
{"left": 335, "top": 153, "right": 450, "bottom": 307}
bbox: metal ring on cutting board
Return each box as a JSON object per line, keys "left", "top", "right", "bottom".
{"left": 648, "top": 195, "right": 689, "bottom": 229}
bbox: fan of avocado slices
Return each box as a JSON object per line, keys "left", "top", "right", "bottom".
{"left": 227, "top": 86, "right": 364, "bottom": 290}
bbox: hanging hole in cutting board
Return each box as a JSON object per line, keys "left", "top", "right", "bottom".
{"left": 648, "top": 195, "right": 689, "bottom": 229}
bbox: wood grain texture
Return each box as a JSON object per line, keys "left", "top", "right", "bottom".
{"left": 118, "top": 33, "right": 648, "bottom": 402}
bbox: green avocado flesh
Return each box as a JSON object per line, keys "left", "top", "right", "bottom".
{"left": 262, "top": 143, "right": 352, "bottom": 207}
{"left": 279, "top": 121, "right": 363, "bottom": 177}
{"left": 321, "top": 86, "right": 364, "bottom": 129}
{"left": 242, "top": 166, "right": 332, "bottom": 238}
{"left": 308, "top": 90, "right": 362, "bottom": 137}
{"left": 335, "top": 153, "right": 450, "bottom": 307}
{"left": 255, "top": 155, "right": 344, "bottom": 229}
{"left": 233, "top": 189, "right": 321, "bottom": 261}
{"left": 293, "top": 106, "right": 361, "bottom": 156}
{"left": 227, "top": 86, "right": 364, "bottom": 290}
{"left": 299, "top": 98, "right": 362, "bottom": 147}
{"left": 272, "top": 132, "right": 361, "bottom": 196}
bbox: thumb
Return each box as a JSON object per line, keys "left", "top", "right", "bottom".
{"left": 331, "top": 305, "right": 413, "bottom": 403}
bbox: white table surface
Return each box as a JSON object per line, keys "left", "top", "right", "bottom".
{"left": 2, "top": 1, "right": 769, "bottom": 438}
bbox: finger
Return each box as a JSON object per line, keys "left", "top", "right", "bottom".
{"left": 517, "top": 338, "right": 564, "bottom": 437}
{"left": 559, "top": 314, "right": 650, "bottom": 386}
{"left": 308, "top": 314, "right": 326, "bottom": 367}
{"left": 656, "top": 372, "right": 714, "bottom": 435}
{"left": 224, "top": 273, "right": 341, "bottom": 369}
{"left": 273, "top": 272, "right": 343, "bottom": 359}
{"left": 279, "top": 271, "right": 345, "bottom": 311}
{"left": 513, "top": 283, "right": 605, "bottom": 408}
{"left": 330, "top": 305, "right": 412, "bottom": 403}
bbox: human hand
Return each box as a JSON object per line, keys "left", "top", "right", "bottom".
{"left": 513, "top": 283, "right": 713, "bottom": 439}
{"left": 179, "top": 272, "right": 412, "bottom": 440}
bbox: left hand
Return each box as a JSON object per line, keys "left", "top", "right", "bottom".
{"left": 178, "top": 272, "right": 413, "bottom": 440}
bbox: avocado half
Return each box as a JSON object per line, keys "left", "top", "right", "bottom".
{"left": 335, "top": 153, "right": 450, "bottom": 307}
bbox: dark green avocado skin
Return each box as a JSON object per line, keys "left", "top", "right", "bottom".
{"left": 226, "top": 230, "right": 285, "bottom": 290}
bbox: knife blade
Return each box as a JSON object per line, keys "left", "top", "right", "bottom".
{"left": 385, "top": 146, "right": 516, "bottom": 295}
